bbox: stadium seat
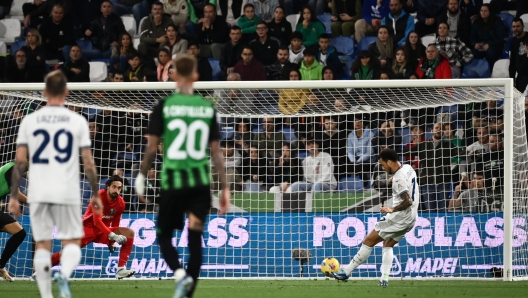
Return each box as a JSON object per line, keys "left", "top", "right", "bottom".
{"left": 0, "top": 41, "right": 6, "bottom": 55}
{"left": 0, "top": 19, "right": 22, "bottom": 44}
{"left": 491, "top": 59, "right": 510, "bottom": 78}
{"left": 521, "top": 14, "right": 528, "bottom": 26}
{"left": 88, "top": 61, "right": 108, "bottom": 82}
{"left": 461, "top": 59, "right": 490, "bottom": 78}
{"left": 85, "top": 108, "right": 101, "bottom": 119}
{"left": 99, "top": 178, "right": 108, "bottom": 191}
{"left": 280, "top": 127, "right": 297, "bottom": 143}
{"left": 133, "top": 37, "right": 140, "bottom": 49}
{"left": 398, "top": 127, "right": 412, "bottom": 150}
{"left": 137, "top": 16, "right": 148, "bottom": 37}
{"left": 330, "top": 36, "right": 355, "bottom": 61}
{"left": 252, "top": 124, "right": 263, "bottom": 134}
{"left": 76, "top": 39, "right": 93, "bottom": 52}
{"left": 354, "top": 36, "right": 377, "bottom": 58}
{"left": 9, "top": 39, "right": 25, "bottom": 55}
{"left": 286, "top": 14, "right": 299, "bottom": 33}
{"left": 7, "top": 0, "right": 27, "bottom": 21}
{"left": 421, "top": 35, "right": 435, "bottom": 47}
{"left": 338, "top": 176, "right": 363, "bottom": 193}
{"left": 343, "top": 58, "right": 354, "bottom": 79}
{"left": 502, "top": 37, "right": 512, "bottom": 59}
{"left": 221, "top": 126, "right": 235, "bottom": 140}
{"left": 121, "top": 16, "right": 137, "bottom": 37}
{"left": 317, "top": 14, "right": 332, "bottom": 34}
{"left": 497, "top": 13, "right": 513, "bottom": 38}
{"left": 209, "top": 58, "right": 221, "bottom": 81}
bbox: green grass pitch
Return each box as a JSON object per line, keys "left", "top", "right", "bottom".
{"left": 4, "top": 280, "right": 528, "bottom": 298}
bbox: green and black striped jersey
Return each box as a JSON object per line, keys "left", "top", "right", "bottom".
{"left": 148, "top": 93, "right": 221, "bottom": 190}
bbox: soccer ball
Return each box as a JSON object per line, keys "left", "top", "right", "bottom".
{"left": 320, "top": 257, "right": 340, "bottom": 277}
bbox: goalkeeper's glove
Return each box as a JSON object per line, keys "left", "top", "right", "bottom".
{"left": 108, "top": 232, "right": 127, "bottom": 245}
{"left": 135, "top": 173, "right": 146, "bottom": 196}
{"left": 108, "top": 244, "right": 116, "bottom": 254}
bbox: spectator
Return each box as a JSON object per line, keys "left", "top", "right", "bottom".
{"left": 249, "top": 0, "right": 279, "bottom": 22}
{"left": 124, "top": 51, "right": 148, "bottom": 81}
{"left": 249, "top": 21, "right": 281, "bottom": 66}
{"left": 289, "top": 31, "right": 305, "bottom": 64}
{"left": 314, "top": 115, "right": 348, "bottom": 173}
{"left": 188, "top": 0, "right": 216, "bottom": 23}
{"left": 238, "top": 3, "right": 262, "bottom": 42}
{"left": 403, "top": 0, "right": 417, "bottom": 13}
{"left": 39, "top": 4, "right": 75, "bottom": 61}
{"left": 296, "top": 6, "right": 326, "bottom": 48}
{"left": 138, "top": 2, "right": 174, "bottom": 59}
{"left": 59, "top": 45, "right": 90, "bottom": 82}
{"left": 240, "top": 145, "right": 267, "bottom": 192}
{"left": 4, "top": 49, "right": 43, "bottom": 83}
{"left": 113, "top": 71, "right": 125, "bottom": 82}
{"left": 416, "top": 122, "right": 462, "bottom": 211}
{"left": 212, "top": 139, "right": 241, "bottom": 191}
{"left": 267, "top": 45, "right": 299, "bottom": 80}
{"left": 138, "top": 165, "right": 159, "bottom": 212}
{"left": 459, "top": 0, "right": 482, "bottom": 21}
{"left": 510, "top": 18, "right": 528, "bottom": 89}
{"left": 186, "top": 42, "right": 213, "bottom": 81}
{"left": 195, "top": 3, "right": 229, "bottom": 59}
{"left": 279, "top": 69, "right": 309, "bottom": 114}
{"left": 472, "top": 98, "right": 503, "bottom": 132}
{"left": 74, "top": 0, "right": 103, "bottom": 38}
{"left": 268, "top": 6, "right": 292, "bottom": 46}
{"left": 403, "top": 30, "right": 426, "bottom": 63}
{"left": 368, "top": 25, "right": 396, "bottom": 69}
{"left": 489, "top": 0, "right": 528, "bottom": 18}
{"left": 404, "top": 125, "right": 424, "bottom": 168}
{"left": 443, "top": 122, "right": 462, "bottom": 147}
{"left": 322, "top": 66, "right": 334, "bottom": 80}
{"left": 21, "top": 29, "right": 47, "bottom": 77}
{"left": 217, "top": 0, "right": 246, "bottom": 25}
{"left": 253, "top": 117, "right": 286, "bottom": 158}
{"left": 448, "top": 172, "right": 486, "bottom": 212}
{"left": 0, "top": 0, "right": 12, "bottom": 20}
{"left": 214, "top": 72, "right": 254, "bottom": 114}
{"left": 469, "top": 4, "right": 504, "bottom": 68}
{"left": 346, "top": 113, "right": 376, "bottom": 185}
{"left": 372, "top": 120, "right": 402, "bottom": 153}
{"left": 475, "top": 133, "right": 504, "bottom": 189}
{"left": 379, "top": 70, "right": 391, "bottom": 79}
{"left": 233, "top": 46, "right": 267, "bottom": 80}
{"left": 414, "top": 0, "right": 447, "bottom": 37}
{"left": 87, "top": 120, "right": 109, "bottom": 172}
{"left": 316, "top": 33, "right": 343, "bottom": 79}
{"left": 161, "top": 23, "right": 188, "bottom": 59}
{"left": 330, "top": 0, "right": 362, "bottom": 38}
{"left": 84, "top": 1, "right": 126, "bottom": 60}
{"left": 220, "top": 26, "right": 244, "bottom": 81}
{"left": 382, "top": 0, "right": 415, "bottom": 46}
{"left": 355, "top": 0, "right": 390, "bottom": 43}
{"left": 268, "top": 144, "right": 302, "bottom": 193}
{"left": 156, "top": 48, "right": 173, "bottom": 81}
{"left": 112, "top": 169, "right": 135, "bottom": 212}
{"left": 111, "top": 32, "right": 136, "bottom": 75}
{"left": 350, "top": 50, "right": 381, "bottom": 80}
{"left": 24, "top": 0, "right": 73, "bottom": 29}
{"left": 162, "top": 0, "right": 189, "bottom": 25}
{"left": 415, "top": 44, "right": 453, "bottom": 79}
{"left": 438, "top": 0, "right": 471, "bottom": 44}
{"left": 286, "top": 139, "right": 337, "bottom": 193}
{"left": 390, "top": 47, "right": 417, "bottom": 79}
{"left": 299, "top": 47, "right": 323, "bottom": 80}
{"left": 514, "top": 39, "right": 528, "bottom": 92}
{"left": 123, "top": 103, "right": 148, "bottom": 153}
{"left": 234, "top": 119, "right": 252, "bottom": 156}
{"left": 434, "top": 22, "right": 473, "bottom": 78}
{"left": 110, "top": 0, "right": 149, "bottom": 27}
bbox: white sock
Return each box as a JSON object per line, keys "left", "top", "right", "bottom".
{"left": 34, "top": 249, "right": 53, "bottom": 298}
{"left": 174, "top": 268, "right": 186, "bottom": 282}
{"left": 381, "top": 247, "right": 394, "bottom": 280}
{"left": 60, "top": 243, "right": 81, "bottom": 278}
{"left": 344, "top": 244, "right": 373, "bottom": 276}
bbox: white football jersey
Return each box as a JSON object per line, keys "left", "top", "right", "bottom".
{"left": 17, "top": 106, "right": 91, "bottom": 205}
{"left": 387, "top": 164, "right": 419, "bottom": 223}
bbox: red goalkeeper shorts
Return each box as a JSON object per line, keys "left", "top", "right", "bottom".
{"left": 81, "top": 226, "right": 120, "bottom": 247}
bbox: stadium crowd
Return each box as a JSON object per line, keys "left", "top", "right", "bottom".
{"left": 0, "top": 0, "right": 526, "bottom": 214}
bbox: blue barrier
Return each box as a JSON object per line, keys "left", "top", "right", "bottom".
{"left": 1, "top": 212, "right": 515, "bottom": 279}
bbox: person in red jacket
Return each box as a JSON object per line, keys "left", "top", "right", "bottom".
{"left": 233, "top": 46, "right": 267, "bottom": 81}
{"left": 49, "top": 175, "right": 136, "bottom": 279}
{"left": 415, "top": 44, "right": 453, "bottom": 79}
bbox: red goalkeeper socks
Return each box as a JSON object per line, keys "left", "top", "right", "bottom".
{"left": 118, "top": 238, "right": 134, "bottom": 267}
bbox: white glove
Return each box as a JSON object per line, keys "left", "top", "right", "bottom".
{"left": 135, "top": 173, "right": 146, "bottom": 196}
{"left": 108, "top": 232, "right": 127, "bottom": 245}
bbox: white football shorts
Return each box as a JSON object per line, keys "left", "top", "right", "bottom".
{"left": 374, "top": 217, "right": 415, "bottom": 242}
{"left": 30, "top": 203, "right": 84, "bottom": 242}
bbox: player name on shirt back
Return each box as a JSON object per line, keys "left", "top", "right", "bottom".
{"left": 36, "top": 115, "right": 70, "bottom": 123}
{"left": 163, "top": 105, "right": 214, "bottom": 118}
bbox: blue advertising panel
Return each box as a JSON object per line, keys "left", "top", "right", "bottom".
{"left": 2, "top": 212, "right": 520, "bottom": 279}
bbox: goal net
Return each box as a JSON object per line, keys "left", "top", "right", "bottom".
{"left": 0, "top": 79, "right": 526, "bottom": 280}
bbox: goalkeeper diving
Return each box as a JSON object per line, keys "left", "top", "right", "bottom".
{"left": 333, "top": 148, "right": 419, "bottom": 287}
{"left": 47, "top": 175, "right": 136, "bottom": 279}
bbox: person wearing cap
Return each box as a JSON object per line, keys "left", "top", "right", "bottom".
{"left": 286, "top": 138, "right": 337, "bottom": 193}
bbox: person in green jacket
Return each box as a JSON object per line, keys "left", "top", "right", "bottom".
{"left": 299, "top": 47, "right": 323, "bottom": 80}
{"left": 296, "top": 6, "right": 326, "bottom": 48}
{"left": 187, "top": 0, "right": 217, "bottom": 24}
{"left": 0, "top": 161, "right": 28, "bottom": 281}
{"left": 238, "top": 3, "right": 262, "bottom": 43}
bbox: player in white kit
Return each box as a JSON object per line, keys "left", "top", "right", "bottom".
{"left": 333, "top": 148, "right": 419, "bottom": 287}
{"left": 8, "top": 70, "right": 102, "bottom": 298}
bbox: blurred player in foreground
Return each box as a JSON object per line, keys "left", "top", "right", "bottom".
{"left": 333, "top": 148, "right": 419, "bottom": 287}
{"left": 48, "top": 175, "right": 135, "bottom": 279}
{"left": 0, "top": 161, "right": 28, "bottom": 281}
{"left": 9, "top": 70, "right": 102, "bottom": 298}
{"left": 136, "top": 53, "right": 230, "bottom": 298}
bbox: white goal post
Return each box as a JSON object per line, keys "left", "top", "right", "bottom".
{"left": 0, "top": 78, "right": 525, "bottom": 281}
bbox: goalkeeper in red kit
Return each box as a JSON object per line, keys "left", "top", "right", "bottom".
{"left": 50, "top": 175, "right": 136, "bottom": 279}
